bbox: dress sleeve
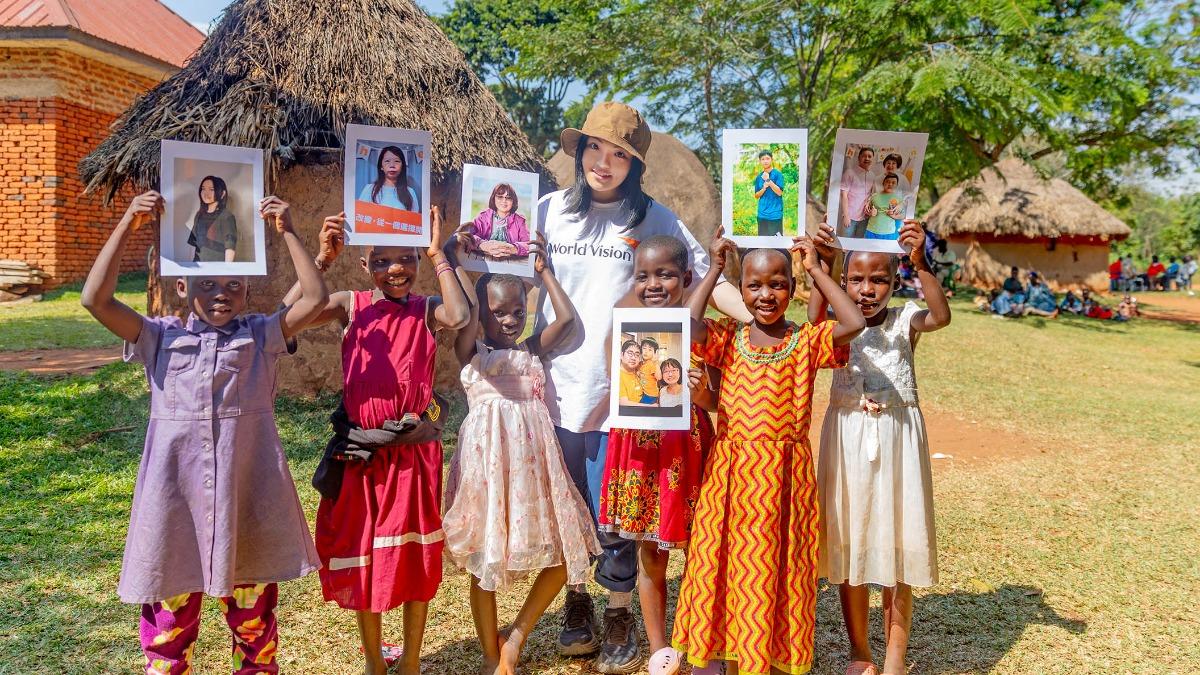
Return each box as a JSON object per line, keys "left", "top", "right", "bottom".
{"left": 699, "top": 317, "right": 735, "bottom": 366}
{"left": 511, "top": 214, "right": 530, "bottom": 256}
{"left": 807, "top": 320, "right": 849, "bottom": 370}
{"left": 123, "top": 315, "right": 165, "bottom": 370}
{"left": 219, "top": 211, "right": 238, "bottom": 251}
{"left": 674, "top": 217, "right": 710, "bottom": 279}
{"left": 250, "top": 310, "right": 292, "bottom": 356}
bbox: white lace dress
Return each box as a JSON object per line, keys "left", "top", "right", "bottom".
{"left": 817, "top": 302, "right": 938, "bottom": 587}
{"left": 443, "top": 344, "right": 600, "bottom": 591}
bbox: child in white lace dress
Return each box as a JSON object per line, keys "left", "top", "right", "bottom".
{"left": 808, "top": 219, "right": 952, "bottom": 675}
{"left": 442, "top": 238, "right": 600, "bottom": 675}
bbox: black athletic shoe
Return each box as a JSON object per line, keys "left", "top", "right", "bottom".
{"left": 557, "top": 590, "right": 600, "bottom": 656}
{"left": 594, "top": 607, "right": 641, "bottom": 673}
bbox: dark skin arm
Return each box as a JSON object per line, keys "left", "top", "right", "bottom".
{"left": 280, "top": 212, "right": 355, "bottom": 328}
{"left": 81, "top": 191, "right": 163, "bottom": 343}
{"left": 448, "top": 223, "right": 482, "bottom": 366}
{"left": 900, "top": 222, "right": 952, "bottom": 336}
{"left": 792, "top": 238, "right": 865, "bottom": 345}
{"left": 424, "top": 207, "right": 472, "bottom": 332}
{"left": 688, "top": 227, "right": 739, "bottom": 346}
{"left": 525, "top": 233, "right": 575, "bottom": 356}
{"left": 807, "top": 219, "right": 839, "bottom": 325}
{"left": 260, "top": 197, "right": 330, "bottom": 340}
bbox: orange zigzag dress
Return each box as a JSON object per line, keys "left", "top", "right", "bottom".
{"left": 672, "top": 318, "right": 847, "bottom": 675}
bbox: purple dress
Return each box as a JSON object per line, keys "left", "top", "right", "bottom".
{"left": 119, "top": 311, "right": 319, "bottom": 604}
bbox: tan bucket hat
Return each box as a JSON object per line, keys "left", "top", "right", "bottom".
{"left": 560, "top": 101, "right": 652, "bottom": 163}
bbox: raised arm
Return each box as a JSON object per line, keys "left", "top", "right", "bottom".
{"left": 261, "top": 197, "right": 329, "bottom": 340}
{"left": 899, "top": 220, "right": 952, "bottom": 335}
{"left": 281, "top": 212, "right": 353, "bottom": 328}
{"left": 446, "top": 222, "right": 480, "bottom": 366}
{"left": 806, "top": 219, "right": 838, "bottom": 325}
{"left": 81, "top": 191, "right": 161, "bottom": 343}
{"left": 526, "top": 233, "right": 576, "bottom": 356}
{"left": 690, "top": 227, "right": 738, "bottom": 346}
{"left": 794, "top": 238, "right": 864, "bottom": 346}
{"left": 427, "top": 206, "right": 471, "bottom": 331}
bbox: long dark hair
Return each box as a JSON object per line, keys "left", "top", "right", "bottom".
{"left": 563, "top": 135, "right": 651, "bottom": 231}
{"left": 370, "top": 145, "right": 413, "bottom": 210}
{"left": 196, "top": 175, "right": 228, "bottom": 217}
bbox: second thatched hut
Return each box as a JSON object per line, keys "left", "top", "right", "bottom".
{"left": 925, "top": 158, "right": 1130, "bottom": 292}
{"left": 79, "top": 0, "right": 550, "bottom": 395}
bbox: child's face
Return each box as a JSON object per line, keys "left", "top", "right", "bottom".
{"left": 380, "top": 150, "right": 404, "bottom": 181}
{"left": 581, "top": 137, "right": 632, "bottom": 201}
{"left": 362, "top": 246, "right": 420, "bottom": 299}
{"left": 632, "top": 246, "right": 691, "bottom": 308}
{"left": 759, "top": 154, "right": 773, "bottom": 170}
{"left": 494, "top": 190, "right": 514, "bottom": 215}
{"left": 661, "top": 362, "right": 682, "bottom": 386}
{"left": 641, "top": 344, "right": 656, "bottom": 360}
{"left": 621, "top": 344, "right": 642, "bottom": 371}
{"left": 177, "top": 276, "right": 248, "bottom": 327}
{"left": 481, "top": 282, "right": 526, "bottom": 349}
{"left": 882, "top": 177, "right": 898, "bottom": 192}
{"left": 844, "top": 252, "right": 895, "bottom": 319}
{"left": 740, "top": 251, "right": 792, "bottom": 326}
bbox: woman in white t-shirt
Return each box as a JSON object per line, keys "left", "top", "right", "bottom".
{"left": 534, "top": 101, "right": 747, "bottom": 673}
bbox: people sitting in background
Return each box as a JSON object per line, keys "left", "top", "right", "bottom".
{"left": 1059, "top": 289, "right": 1084, "bottom": 315}
{"left": 1122, "top": 255, "right": 1141, "bottom": 291}
{"left": 1108, "top": 258, "right": 1123, "bottom": 292}
{"left": 1182, "top": 255, "right": 1198, "bottom": 296}
{"left": 1117, "top": 294, "right": 1140, "bottom": 320}
{"left": 930, "top": 239, "right": 958, "bottom": 296}
{"left": 1081, "top": 289, "right": 1114, "bottom": 320}
{"left": 1163, "top": 258, "right": 1180, "bottom": 291}
{"left": 1022, "top": 271, "right": 1058, "bottom": 318}
{"left": 1145, "top": 256, "right": 1165, "bottom": 290}
{"left": 990, "top": 286, "right": 1023, "bottom": 317}
{"left": 1002, "top": 266, "right": 1025, "bottom": 304}
{"left": 896, "top": 258, "right": 920, "bottom": 298}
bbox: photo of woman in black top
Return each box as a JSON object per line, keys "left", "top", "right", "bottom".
{"left": 188, "top": 175, "right": 238, "bottom": 262}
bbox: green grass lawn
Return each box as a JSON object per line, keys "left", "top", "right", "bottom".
{"left": 0, "top": 273, "right": 147, "bottom": 351}
{"left": 1, "top": 295, "right": 1198, "bottom": 672}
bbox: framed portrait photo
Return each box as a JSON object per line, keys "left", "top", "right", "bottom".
{"left": 722, "top": 128, "right": 808, "bottom": 249}
{"left": 826, "top": 129, "right": 928, "bottom": 254}
{"left": 457, "top": 164, "right": 540, "bottom": 277}
{"left": 160, "top": 140, "right": 266, "bottom": 276}
{"left": 343, "top": 124, "right": 432, "bottom": 248}
{"left": 608, "top": 308, "right": 691, "bottom": 431}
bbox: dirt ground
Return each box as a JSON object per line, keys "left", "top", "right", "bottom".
{"left": 1133, "top": 291, "right": 1200, "bottom": 323}
{"left": 0, "top": 347, "right": 122, "bottom": 375}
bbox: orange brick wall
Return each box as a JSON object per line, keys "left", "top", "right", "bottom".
{"left": 0, "top": 46, "right": 165, "bottom": 286}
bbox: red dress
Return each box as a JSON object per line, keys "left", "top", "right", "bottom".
{"left": 316, "top": 291, "right": 443, "bottom": 612}
{"left": 599, "top": 403, "right": 714, "bottom": 549}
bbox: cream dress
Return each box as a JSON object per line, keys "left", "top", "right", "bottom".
{"left": 443, "top": 343, "right": 600, "bottom": 591}
{"left": 818, "top": 302, "right": 938, "bottom": 587}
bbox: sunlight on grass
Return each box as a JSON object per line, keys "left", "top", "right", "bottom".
{"left": 0, "top": 272, "right": 148, "bottom": 351}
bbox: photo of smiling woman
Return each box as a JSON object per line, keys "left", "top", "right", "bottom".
{"left": 188, "top": 175, "right": 238, "bottom": 263}
{"left": 357, "top": 144, "right": 419, "bottom": 212}
{"left": 656, "top": 358, "right": 685, "bottom": 407}
{"left": 470, "top": 182, "right": 529, "bottom": 258}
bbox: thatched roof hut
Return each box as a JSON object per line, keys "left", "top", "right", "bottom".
{"left": 925, "top": 158, "right": 1130, "bottom": 292}
{"left": 80, "top": 0, "right": 550, "bottom": 395}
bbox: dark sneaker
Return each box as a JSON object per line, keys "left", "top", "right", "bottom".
{"left": 557, "top": 590, "right": 599, "bottom": 656}
{"left": 594, "top": 607, "right": 641, "bottom": 673}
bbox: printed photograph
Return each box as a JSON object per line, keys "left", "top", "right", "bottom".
{"left": 826, "top": 129, "right": 928, "bottom": 253}
{"left": 722, "top": 128, "right": 808, "bottom": 249}
{"left": 458, "top": 164, "right": 539, "bottom": 277}
{"left": 159, "top": 140, "right": 265, "bottom": 276}
{"left": 343, "top": 124, "right": 431, "bottom": 247}
{"left": 608, "top": 308, "right": 691, "bottom": 431}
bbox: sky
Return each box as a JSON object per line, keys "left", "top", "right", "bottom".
{"left": 161, "top": 0, "right": 1196, "bottom": 195}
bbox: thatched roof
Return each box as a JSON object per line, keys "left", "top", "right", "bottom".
{"left": 79, "top": 0, "right": 546, "bottom": 201}
{"left": 925, "top": 158, "right": 1130, "bottom": 240}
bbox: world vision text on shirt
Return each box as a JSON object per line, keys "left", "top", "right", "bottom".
{"left": 545, "top": 241, "right": 635, "bottom": 261}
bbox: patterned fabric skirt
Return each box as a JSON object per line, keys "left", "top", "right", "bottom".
{"left": 672, "top": 438, "right": 819, "bottom": 675}
{"left": 599, "top": 405, "right": 713, "bottom": 549}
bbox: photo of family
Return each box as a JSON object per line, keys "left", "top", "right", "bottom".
{"left": 159, "top": 140, "right": 265, "bottom": 276}
{"left": 342, "top": 124, "right": 431, "bottom": 247}
{"left": 457, "top": 164, "right": 539, "bottom": 276}
{"left": 608, "top": 308, "right": 691, "bottom": 431}
{"left": 722, "top": 128, "right": 807, "bottom": 249}
{"left": 826, "top": 129, "right": 928, "bottom": 253}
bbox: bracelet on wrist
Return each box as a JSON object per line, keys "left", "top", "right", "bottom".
{"left": 314, "top": 256, "right": 331, "bottom": 272}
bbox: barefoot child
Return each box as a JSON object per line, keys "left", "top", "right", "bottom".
{"left": 673, "top": 232, "right": 866, "bottom": 675}
{"left": 809, "top": 220, "right": 952, "bottom": 675}
{"left": 597, "top": 235, "right": 717, "bottom": 674}
{"left": 81, "top": 192, "right": 328, "bottom": 674}
{"left": 284, "top": 208, "right": 470, "bottom": 675}
{"left": 442, "top": 235, "right": 601, "bottom": 675}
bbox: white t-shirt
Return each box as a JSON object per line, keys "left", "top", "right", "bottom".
{"left": 534, "top": 189, "right": 710, "bottom": 433}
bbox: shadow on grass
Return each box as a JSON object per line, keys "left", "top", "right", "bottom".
{"left": 814, "top": 583, "right": 1086, "bottom": 673}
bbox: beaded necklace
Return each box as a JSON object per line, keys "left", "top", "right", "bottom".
{"left": 734, "top": 321, "right": 801, "bottom": 364}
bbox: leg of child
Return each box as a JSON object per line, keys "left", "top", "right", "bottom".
{"left": 500, "top": 565, "right": 568, "bottom": 674}
{"left": 637, "top": 541, "right": 671, "bottom": 653}
{"left": 469, "top": 577, "right": 501, "bottom": 675}
{"left": 141, "top": 592, "right": 203, "bottom": 675}
{"left": 356, "top": 611, "right": 387, "bottom": 675}
{"left": 219, "top": 583, "right": 279, "bottom": 673}
{"left": 400, "top": 601, "right": 429, "bottom": 675}
{"left": 881, "top": 583, "right": 913, "bottom": 675}
{"left": 839, "top": 582, "right": 875, "bottom": 669}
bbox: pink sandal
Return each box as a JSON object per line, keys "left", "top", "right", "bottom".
{"left": 691, "top": 659, "right": 726, "bottom": 674}
{"left": 648, "top": 647, "right": 682, "bottom": 674}
{"left": 359, "top": 642, "right": 404, "bottom": 666}
{"left": 846, "top": 661, "right": 878, "bottom": 675}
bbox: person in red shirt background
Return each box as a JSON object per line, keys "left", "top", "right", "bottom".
{"left": 1108, "top": 258, "right": 1123, "bottom": 292}
{"left": 1145, "top": 255, "right": 1166, "bottom": 290}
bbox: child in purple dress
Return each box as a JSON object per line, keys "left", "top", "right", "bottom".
{"left": 81, "top": 191, "right": 329, "bottom": 674}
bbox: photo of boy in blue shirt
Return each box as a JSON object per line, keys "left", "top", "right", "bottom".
{"left": 753, "top": 150, "right": 785, "bottom": 236}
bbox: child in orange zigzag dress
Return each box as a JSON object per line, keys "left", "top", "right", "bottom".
{"left": 809, "top": 220, "right": 951, "bottom": 675}
{"left": 672, "top": 229, "right": 865, "bottom": 675}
